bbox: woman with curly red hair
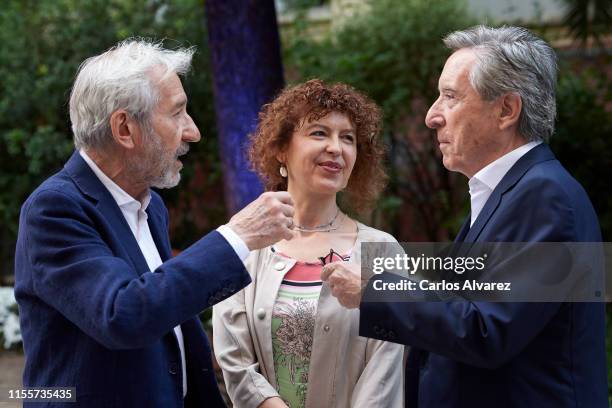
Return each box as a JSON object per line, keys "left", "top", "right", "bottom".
{"left": 213, "top": 79, "right": 404, "bottom": 408}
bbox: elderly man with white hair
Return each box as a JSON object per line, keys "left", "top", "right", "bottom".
{"left": 14, "top": 39, "right": 295, "bottom": 407}
{"left": 323, "top": 25, "right": 607, "bottom": 407}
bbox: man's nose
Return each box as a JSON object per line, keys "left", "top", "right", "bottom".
{"left": 182, "top": 113, "right": 201, "bottom": 143}
{"left": 425, "top": 99, "right": 444, "bottom": 129}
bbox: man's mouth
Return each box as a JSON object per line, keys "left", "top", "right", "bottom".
{"left": 175, "top": 143, "right": 190, "bottom": 159}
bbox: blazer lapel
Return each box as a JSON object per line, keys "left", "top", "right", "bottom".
{"left": 454, "top": 216, "right": 471, "bottom": 243}
{"left": 464, "top": 144, "right": 556, "bottom": 243}
{"left": 146, "top": 202, "right": 172, "bottom": 262}
{"left": 64, "top": 151, "right": 151, "bottom": 275}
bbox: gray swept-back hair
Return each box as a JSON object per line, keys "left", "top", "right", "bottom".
{"left": 69, "top": 38, "right": 195, "bottom": 151}
{"left": 443, "top": 25, "right": 558, "bottom": 142}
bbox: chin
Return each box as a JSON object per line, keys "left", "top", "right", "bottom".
{"left": 442, "top": 157, "right": 456, "bottom": 171}
{"left": 311, "top": 183, "right": 343, "bottom": 196}
{"left": 151, "top": 171, "right": 181, "bottom": 189}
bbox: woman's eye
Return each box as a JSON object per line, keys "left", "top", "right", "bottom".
{"left": 343, "top": 135, "right": 355, "bottom": 142}
{"left": 310, "top": 130, "right": 326, "bottom": 137}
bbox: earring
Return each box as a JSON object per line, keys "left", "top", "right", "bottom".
{"left": 279, "top": 165, "right": 288, "bottom": 178}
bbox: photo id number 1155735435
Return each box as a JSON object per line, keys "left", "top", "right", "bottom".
{"left": 3, "top": 387, "right": 76, "bottom": 402}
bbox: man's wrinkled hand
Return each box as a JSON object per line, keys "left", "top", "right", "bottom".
{"left": 227, "top": 191, "right": 296, "bottom": 250}
{"left": 321, "top": 261, "right": 365, "bottom": 309}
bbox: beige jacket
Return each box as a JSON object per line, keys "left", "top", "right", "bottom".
{"left": 213, "top": 222, "right": 405, "bottom": 408}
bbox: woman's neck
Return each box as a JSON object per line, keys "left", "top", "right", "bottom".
{"left": 287, "top": 186, "right": 338, "bottom": 229}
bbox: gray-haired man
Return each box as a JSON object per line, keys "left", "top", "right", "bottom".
{"left": 15, "top": 39, "right": 295, "bottom": 407}
{"left": 324, "top": 25, "right": 607, "bottom": 407}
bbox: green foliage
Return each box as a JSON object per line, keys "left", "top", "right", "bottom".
{"left": 284, "top": 0, "right": 475, "bottom": 239}
{"left": 559, "top": 0, "right": 612, "bottom": 47}
{"left": 551, "top": 67, "right": 612, "bottom": 240}
{"left": 281, "top": 0, "right": 329, "bottom": 12}
{"left": 0, "top": 0, "right": 222, "bottom": 280}
{"left": 287, "top": 0, "right": 473, "bottom": 120}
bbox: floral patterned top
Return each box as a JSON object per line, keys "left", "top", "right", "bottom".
{"left": 270, "top": 249, "right": 346, "bottom": 408}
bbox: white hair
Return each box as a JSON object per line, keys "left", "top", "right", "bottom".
{"left": 69, "top": 38, "right": 195, "bottom": 151}
{"left": 444, "top": 25, "right": 558, "bottom": 142}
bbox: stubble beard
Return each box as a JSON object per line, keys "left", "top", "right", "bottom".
{"left": 127, "top": 128, "right": 189, "bottom": 190}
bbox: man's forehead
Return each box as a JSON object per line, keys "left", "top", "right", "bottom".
{"left": 147, "top": 66, "right": 187, "bottom": 105}
{"left": 438, "top": 48, "right": 478, "bottom": 88}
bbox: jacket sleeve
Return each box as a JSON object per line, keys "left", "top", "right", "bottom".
{"left": 360, "top": 177, "right": 583, "bottom": 369}
{"left": 350, "top": 338, "right": 405, "bottom": 408}
{"left": 21, "top": 188, "right": 251, "bottom": 350}
{"left": 212, "top": 253, "right": 280, "bottom": 408}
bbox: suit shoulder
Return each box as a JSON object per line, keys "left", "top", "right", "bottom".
{"left": 22, "top": 170, "right": 83, "bottom": 212}
{"left": 520, "top": 159, "right": 593, "bottom": 207}
{"left": 504, "top": 158, "right": 600, "bottom": 240}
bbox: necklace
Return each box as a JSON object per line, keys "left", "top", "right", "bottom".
{"left": 293, "top": 208, "right": 342, "bottom": 232}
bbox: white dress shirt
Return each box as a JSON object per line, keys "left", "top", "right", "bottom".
{"left": 79, "top": 150, "right": 250, "bottom": 397}
{"left": 468, "top": 142, "right": 541, "bottom": 226}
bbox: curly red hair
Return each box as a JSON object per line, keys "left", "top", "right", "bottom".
{"left": 248, "top": 79, "right": 387, "bottom": 214}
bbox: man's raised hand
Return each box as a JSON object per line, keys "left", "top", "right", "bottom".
{"left": 228, "top": 191, "right": 296, "bottom": 250}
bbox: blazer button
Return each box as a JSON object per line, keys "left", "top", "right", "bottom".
{"left": 169, "top": 363, "right": 178, "bottom": 375}
{"left": 256, "top": 308, "right": 266, "bottom": 320}
{"left": 323, "top": 325, "right": 330, "bottom": 332}
{"left": 274, "top": 261, "right": 286, "bottom": 271}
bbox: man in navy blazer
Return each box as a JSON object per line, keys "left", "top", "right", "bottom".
{"left": 323, "top": 26, "right": 607, "bottom": 407}
{"left": 14, "top": 39, "right": 296, "bottom": 407}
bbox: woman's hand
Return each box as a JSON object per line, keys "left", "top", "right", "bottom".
{"left": 258, "top": 397, "right": 289, "bottom": 408}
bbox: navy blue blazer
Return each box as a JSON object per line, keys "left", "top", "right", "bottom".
{"left": 360, "top": 144, "right": 608, "bottom": 407}
{"left": 14, "top": 152, "right": 252, "bottom": 407}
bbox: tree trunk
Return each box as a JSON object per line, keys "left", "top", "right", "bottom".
{"left": 206, "top": 0, "right": 285, "bottom": 214}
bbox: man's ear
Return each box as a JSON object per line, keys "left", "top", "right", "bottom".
{"left": 498, "top": 92, "right": 522, "bottom": 131}
{"left": 109, "top": 110, "right": 141, "bottom": 149}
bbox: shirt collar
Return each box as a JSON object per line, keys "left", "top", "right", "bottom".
{"left": 470, "top": 141, "right": 542, "bottom": 192}
{"left": 79, "top": 149, "right": 151, "bottom": 211}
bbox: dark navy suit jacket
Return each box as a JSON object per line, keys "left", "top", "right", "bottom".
{"left": 360, "top": 144, "right": 608, "bottom": 407}
{"left": 14, "top": 152, "right": 252, "bottom": 407}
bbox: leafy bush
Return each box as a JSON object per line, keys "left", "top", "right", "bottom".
{"left": 0, "top": 0, "right": 223, "bottom": 281}
{"left": 552, "top": 67, "right": 612, "bottom": 240}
